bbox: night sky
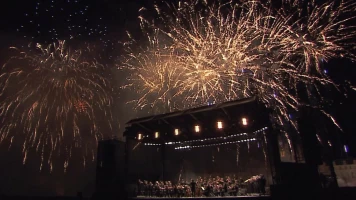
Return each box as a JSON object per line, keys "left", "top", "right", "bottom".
{"left": 0, "top": 0, "right": 355, "bottom": 197}
{"left": 0, "top": 0, "right": 146, "bottom": 197}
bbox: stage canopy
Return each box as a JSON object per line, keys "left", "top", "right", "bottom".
{"left": 124, "top": 97, "right": 271, "bottom": 149}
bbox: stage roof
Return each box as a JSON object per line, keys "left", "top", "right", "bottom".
{"left": 124, "top": 97, "right": 271, "bottom": 146}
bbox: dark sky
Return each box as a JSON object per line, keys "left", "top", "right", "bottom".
{"left": 0, "top": 0, "right": 145, "bottom": 197}
{"left": 0, "top": 0, "right": 355, "bottom": 197}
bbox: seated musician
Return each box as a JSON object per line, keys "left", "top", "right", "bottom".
{"left": 177, "top": 183, "right": 184, "bottom": 197}
{"left": 137, "top": 179, "right": 143, "bottom": 196}
{"left": 228, "top": 182, "right": 235, "bottom": 196}
{"left": 168, "top": 181, "right": 174, "bottom": 197}
{"left": 235, "top": 182, "right": 239, "bottom": 196}
{"left": 213, "top": 184, "right": 219, "bottom": 196}
{"left": 159, "top": 181, "right": 165, "bottom": 197}
{"left": 219, "top": 183, "right": 224, "bottom": 196}
{"left": 223, "top": 181, "right": 228, "bottom": 195}
{"left": 173, "top": 184, "right": 178, "bottom": 197}
{"left": 148, "top": 182, "right": 153, "bottom": 197}
{"left": 154, "top": 181, "right": 160, "bottom": 197}
{"left": 143, "top": 180, "right": 148, "bottom": 196}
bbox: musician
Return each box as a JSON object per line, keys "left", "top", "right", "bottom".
{"left": 223, "top": 181, "right": 228, "bottom": 195}
{"left": 154, "top": 181, "right": 160, "bottom": 197}
{"left": 143, "top": 180, "right": 148, "bottom": 196}
{"left": 167, "top": 181, "right": 173, "bottom": 197}
{"left": 207, "top": 182, "right": 211, "bottom": 194}
{"left": 189, "top": 179, "right": 196, "bottom": 197}
{"left": 258, "top": 174, "right": 266, "bottom": 196}
{"left": 173, "top": 184, "right": 178, "bottom": 197}
{"left": 204, "top": 183, "right": 210, "bottom": 197}
{"left": 228, "top": 182, "right": 235, "bottom": 196}
{"left": 235, "top": 181, "right": 239, "bottom": 196}
{"left": 213, "top": 184, "right": 219, "bottom": 196}
{"left": 147, "top": 182, "right": 153, "bottom": 197}
{"left": 219, "top": 183, "right": 224, "bottom": 196}
{"left": 196, "top": 180, "right": 201, "bottom": 197}
{"left": 177, "top": 184, "right": 184, "bottom": 197}
{"left": 164, "top": 181, "right": 169, "bottom": 197}
{"left": 137, "top": 179, "right": 143, "bottom": 196}
{"left": 239, "top": 178, "right": 244, "bottom": 184}
{"left": 160, "top": 181, "right": 166, "bottom": 197}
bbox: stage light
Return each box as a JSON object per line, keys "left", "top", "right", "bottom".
{"left": 242, "top": 117, "right": 247, "bottom": 125}
{"left": 174, "top": 129, "right": 180, "bottom": 136}
{"left": 138, "top": 133, "right": 142, "bottom": 140}
{"left": 344, "top": 145, "right": 349, "bottom": 153}
{"left": 155, "top": 132, "right": 159, "bottom": 139}
{"left": 242, "top": 117, "right": 247, "bottom": 126}
{"left": 194, "top": 125, "right": 200, "bottom": 133}
{"left": 217, "top": 121, "right": 223, "bottom": 129}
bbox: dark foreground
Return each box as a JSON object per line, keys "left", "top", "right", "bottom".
{"left": 1, "top": 187, "right": 356, "bottom": 200}
{"left": 134, "top": 196, "right": 271, "bottom": 200}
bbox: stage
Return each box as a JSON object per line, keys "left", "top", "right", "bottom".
{"left": 132, "top": 195, "right": 271, "bottom": 200}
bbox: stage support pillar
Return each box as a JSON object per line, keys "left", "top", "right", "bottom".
{"left": 161, "top": 143, "right": 166, "bottom": 181}
{"left": 298, "top": 107, "right": 322, "bottom": 189}
{"left": 124, "top": 138, "right": 130, "bottom": 186}
{"left": 266, "top": 127, "right": 282, "bottom": 185}
{"left": 94, "top": 139, "right": 126, "bottom": 199}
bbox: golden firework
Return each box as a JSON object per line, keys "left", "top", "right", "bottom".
{"left": 121, "top": 0, "right": 356, "bottom": 134}
{"left": 0, "top": 41, "right": 113, "bottom": 171}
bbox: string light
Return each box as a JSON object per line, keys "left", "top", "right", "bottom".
{"left": 138, "top": 127, "right": 268, "bottom": 146}
{"left": 144, "top": 143, "right": 161, "bottom": 146}
{"left": 155, "top": 131, "right": 159, "bottom": 139}
{"left": 174, "top": 128, "right": 180, "bottom": 135}
{"left": 175, "top": 138, "right": 257, "bottom": 150}
{"left": 138, "top": 133, "right": 142, "bottom": 140}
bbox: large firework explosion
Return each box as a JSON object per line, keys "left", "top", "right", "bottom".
{"left": 120, "top": 30, "right": 187, "bottom": 113}
{"left": 121, "top": 0, "right": 356, "bottom": 150}
{"left": 0, "top": 41, "right": 113, "bottom": 171}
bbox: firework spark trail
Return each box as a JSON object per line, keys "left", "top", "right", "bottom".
{"left": 17, "top": 0, "right": 110, "bottom": 45}
{"left": 132, "top": 142, "right": 142, "bottom": 151}
{"left": 120, "top": 31, "right": 186, "bottom": 113}
{"left": 121, "top": 0, "right": 356, "bottom": 138}
{"left": 0, "top": 40, "right": 113, "bottom": 171}
{"left": 236, "top": 144, "right": 240, "bottom": 167}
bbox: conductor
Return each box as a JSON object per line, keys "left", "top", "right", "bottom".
{"left": 190, "top": 179, "right": 197, "bottom": 197}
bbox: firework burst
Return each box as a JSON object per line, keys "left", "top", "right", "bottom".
{"left": 121, "top": 41, "right": 183, "bottom": 112}
{"left": 0, "top": 41, "right": 113, "bottom": 172}
{"left": 121, "top": 0, "right": 356, "bottom": 135}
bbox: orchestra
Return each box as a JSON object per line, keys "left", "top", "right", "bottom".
{"left": 136, "top": 174, "right": 267, "bottom": 197}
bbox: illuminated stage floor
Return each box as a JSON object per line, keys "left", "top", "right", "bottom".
{"left": 133, "top": 195, "right": 271, "bottom": 200}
